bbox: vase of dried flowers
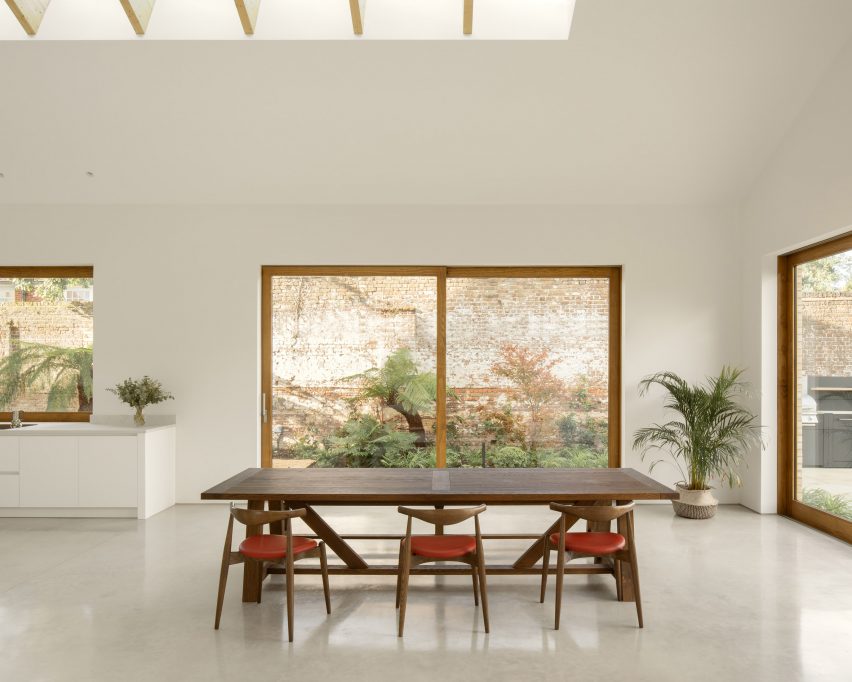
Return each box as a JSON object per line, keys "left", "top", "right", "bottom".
{"left": 107, "top": 376, "right": 174, "bottom": 426}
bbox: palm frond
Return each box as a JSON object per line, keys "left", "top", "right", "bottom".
{"left": 633, "top": 367, "right": 763, "bottom": 490}
{"left": 0, "top": 342, "right": 93, "bottom": 411}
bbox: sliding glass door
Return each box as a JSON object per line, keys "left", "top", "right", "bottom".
{"left": 262, "top": 267, "right": 621, "bottom": 470}
{"left": 779, "top": 232, "right": 852, "bottom": 543}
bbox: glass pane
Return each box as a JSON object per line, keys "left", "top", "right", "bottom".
{"left": 0, "top": 276, "right": 94, "bottom": 414}
{"left": 271, "top": 276, "right": 437, "bottom": 468}
{"left": 795, "top": 249, "right": 852, "bottom": 521}
{"left": 446, "top": 277, "right": 609, "bottom": 468}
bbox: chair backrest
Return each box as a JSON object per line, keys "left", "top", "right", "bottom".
{"left": 397, "top": 504, "right": 487, "bottom": 527}
{"left": 549, "top": 501, "right": 634, "bottom": 523}
{"left": 230, "top": 504, "right": 307, "bottom": 528}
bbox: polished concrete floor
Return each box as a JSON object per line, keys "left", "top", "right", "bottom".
{"left": 1, "top": 504, "right": 850, "bottom": 682}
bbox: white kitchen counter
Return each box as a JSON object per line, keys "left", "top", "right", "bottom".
{"left": 0, "top": 419, "right": 176, "bottom": 519}
{"left": 0, "top": 422, "right": 175, "bottom": 437}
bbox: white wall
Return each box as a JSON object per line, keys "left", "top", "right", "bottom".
{"left": 1, "top": 205, "right": 742, "bottom": 502}
{"left": 740, "top": 39, "right": 852, "bottom": 512}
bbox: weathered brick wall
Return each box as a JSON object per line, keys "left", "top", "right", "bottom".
{"left": 0, "top": 301, "right": 94, "bottom": 411}
{"left": 799, "top": 293, "right": 852, "bottom": 377}
{"left": 271, "top": 276, "right": 609, "bottom": 446}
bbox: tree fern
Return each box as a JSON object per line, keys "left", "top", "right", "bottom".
{"left": 0, "top": 342, "right": 93, "bottom": 412}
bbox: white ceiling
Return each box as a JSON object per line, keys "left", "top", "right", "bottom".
{"left": 1, "top": 0, "right": 851, "bottom": 205}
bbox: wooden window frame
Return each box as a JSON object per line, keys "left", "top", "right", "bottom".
{"left": 261, "top": 266, "right": 622, "bottom": 469}
{"left": 778, "top": 231, "right": 852, "bottom": 543}
{"left": 0, "top": 266, "right": 94, "bottom": 423}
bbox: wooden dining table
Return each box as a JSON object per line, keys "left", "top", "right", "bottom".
{"left": 201, "top": 467, "right": 677, "bottom": 603}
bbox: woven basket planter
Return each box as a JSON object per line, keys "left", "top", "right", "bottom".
{"left": 672, "top": 483, "right": 718, "bottom": 519}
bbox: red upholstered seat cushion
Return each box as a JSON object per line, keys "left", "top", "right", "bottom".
{"left": 410, "top": 535, "right": 477, "bottom": 560}
{"left": 238, "top": 534, "right": 318, "bottom": 560}
{"left": 549, "top": 531, "right": 626, "bottom": 555}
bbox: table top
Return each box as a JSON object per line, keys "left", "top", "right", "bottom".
{"left": 201, "top": 467, "right": 678, "bottom": 504}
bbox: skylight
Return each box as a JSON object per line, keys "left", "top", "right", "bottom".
{"left": 0, "top": 0, "right": 577, "bottom": 40}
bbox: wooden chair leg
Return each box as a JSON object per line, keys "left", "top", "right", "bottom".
{"left": 395, "top": 539, "right": 404, "bottom": 609}
{"left": 320, "top": 543, "right": 331, "bottom": 614}
{"left": 615, "top": 559, "right": 623, "bottom": 602}
{"left": 214, "top": 556, "right": 230, "bottom": 630}
{"left": 477, "top": 550, "right": 490, "bottom": 634}
{"left": 472, "top": 566, "right": 480, "bottom": 606}
{"left": 256, "top": 561, "right": 263, "bottom": 604}
{"left": 554, "top": 546, "right": 566, "bottom": 630}
{"left": 397, "top": 545, "right": 412, "bottom": 637}
{"left": 286, "top": 554, "right": 295, "bottom": 642}
{"left": 539, "top": 542, "right": 550, "bottom": 603}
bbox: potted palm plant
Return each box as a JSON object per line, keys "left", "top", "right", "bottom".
{"left": 633, "top": 367, "right": 762, "bottom": 519}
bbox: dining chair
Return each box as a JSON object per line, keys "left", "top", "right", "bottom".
{"left": 539, "top": 501, "right": 642, "bottom": 629}
{"left": 214, "top": 504, "right": 331, "bottom": 642}
{"left": 395, "top": 504, "right": 489, "bottom": 637}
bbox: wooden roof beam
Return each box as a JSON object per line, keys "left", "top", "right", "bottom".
{"left": 235, "top": 0, "right": 260, "bottom": 35}
{"left": 119, "top": 0, "right": 156, "bottom": 35}
{"left": 349, "top": 0, "right": 363, "bottom": 35}
{"left": 4, "top": 0, "right": 51, "bottom": 35}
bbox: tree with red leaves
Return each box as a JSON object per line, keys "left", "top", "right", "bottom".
{"left": 490, "top": 344, "right": 566, "bottom": 451}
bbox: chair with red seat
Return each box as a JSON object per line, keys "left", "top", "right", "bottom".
{"left": 214, "top": 504, "right": 331, "bottom": 641}
{"left": 539, "top": 501, "right": 642, "bottom": 629}
{"left": 395, "top": 504, "right": 489, "bottom": 637}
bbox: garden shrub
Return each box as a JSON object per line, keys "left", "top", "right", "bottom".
{"left": 316, "top": 415, "right": 418, "bottom": 468}
{"left": 802, "top": 488, "right": 852, "bottom": 521}
{"left": 557, "top": 414, "right": 607, "bottom": 451}
{"left": 490, "top": 446, "right": 535, "bottom": 468}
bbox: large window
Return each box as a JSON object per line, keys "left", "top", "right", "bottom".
{"left": 262, "top": 267, "right": 621, "bottom": 469}
{"left": 779, "top": 232, "right": 852, "bottom": 543}
{"left": 0, "top": 267, "right": 94, "bottom": 422}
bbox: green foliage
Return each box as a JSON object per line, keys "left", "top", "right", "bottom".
{"left": 448, "top": 405, "right": 527, "bottom": 451}
{"left": 490, "top": 446, "right": 533, "bottom": 468}
{"left": 633, "top": 367, "right": 762, "bottom": 490}
{"left": 539, "top": 448, "right": 608, "bottom": 469}
{"left": 107, "top": 376, "right": 173, "bottom": 409}
{"left": 802, "top": 488, "right": 852, "bottom": 521}
{"left": 346, "top": 348, "right": 436, "bottom": 416}
{"left": 558, "top": 413, "right": 607, "bottom": 450}
{"left": 12, "top": 278, "right": 92, "bottom": 303}
{"left": 381, "top": 447, "right": 437, "bottom": 469}
{"left": 316, "top": 415, "right": 418, "bottom": 468}
{"left": 798, "top": 253, "right": 852, "bottom": 295}
{"left": 568, "top": 375, "right": 594, "bottom": 411}
{"left": 344, "top": 348, "right": 438, "bottom": 445}
{"left": 446, "top": 447, "right": 484, "bottom": 468}
{"left": 0, "top": 342, "right": 93, "bottom": 411}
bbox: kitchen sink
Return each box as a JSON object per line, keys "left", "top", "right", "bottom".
{"left": 0, "top": 423, "right": 36, "bottom": 430}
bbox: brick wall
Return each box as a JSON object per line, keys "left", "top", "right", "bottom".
{"left": 271, "top": 276, "right": 609, "bottom": 445}
{"left": 799, "top": 293, "right": 852, "bottom": 377}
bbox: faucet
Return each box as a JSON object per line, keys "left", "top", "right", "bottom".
{"left": 10, "top": 410, "right": 22, "bottom": 428}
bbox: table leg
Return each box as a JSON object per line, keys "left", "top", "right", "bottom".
{"left": 512, "top": 513, "right": 581, "bottom": 569}
{"left": 267, "top": 499, "right": 284, "bottom": 535}
{"left": 616, "top": 507, "right": 636, "bottom": 602}
{"left": 242, "top": 499, "right": 265, "bottom": 602}
{"left": 288, "top": 503, "right": 369, "bottom": 569}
